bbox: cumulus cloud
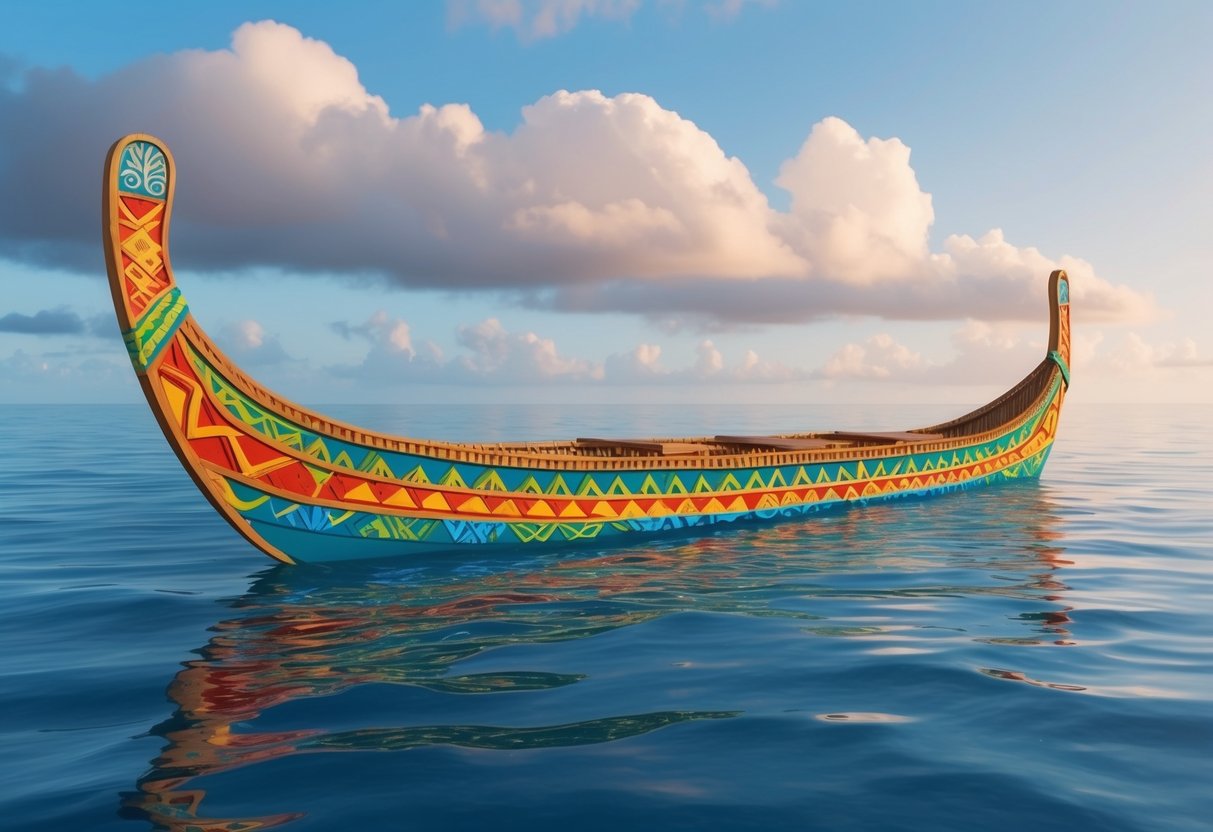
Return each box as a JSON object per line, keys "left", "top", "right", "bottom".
{"left": 216, "top": 318, "right": 298, "bottom": 366}
{"left": 819, "top": 333, "right": 926, "bottom": 381}
{"left": 454, "top": 317, "right": 603, "bottom": 379}
{"left": 601, "top": 338, "right": 800, "bottom": 384}
{"left": 693, "top": 339, "right": 724, "bottom": 376}
{"left": 0, "top": 21, "right": 1153, "bottom": 327}
{"left": 817, "top": 325, "right": 1213, "bottom": 388}
{"left": 1153, "top": 340, "right": 1213, "bottom": 368}
{"left": 230, "top": 319, "right": 265, "bottom": 349}
{"left": 1098, "top": 333, "right": 1213, "bottom": 371}
{"left": 330, "top": 312, "right": 807, "bottom": 385}
{"left": 331, "top": 312, "right": 601, "bottom": 384}
{"left": 776, "top": 117, "right": 934, "bottom": 284}
{"left": 1046, "top": 330, "right": 1213, "bottom": 393}
{"left": 817, "top": 320, "right": 1046, "bottom": 385}
{"left": 736, "top": 348, "right": 799, "bottom": 381}
{"left": 333, "top": 310, "right": 437, "bottom": 359}
{"left": 602, "top": 342, "right": 666, "bottom": 380}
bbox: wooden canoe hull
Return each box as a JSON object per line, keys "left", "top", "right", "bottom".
{"left": 103, "top": 134, "right": 1070, "bottom": 565}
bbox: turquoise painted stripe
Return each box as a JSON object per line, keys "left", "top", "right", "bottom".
{"left": 224, "top": 442, "right": 1054, "bottom": 562}
{"left": 1048, "top": 351, "right": 1070, "bottom": 388}
{"left": 122, "top": 287, "right": 188, "bottom": 373}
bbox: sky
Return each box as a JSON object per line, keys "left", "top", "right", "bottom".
{"left": 1, "top": 1, "right": 1210, "bottom": 406}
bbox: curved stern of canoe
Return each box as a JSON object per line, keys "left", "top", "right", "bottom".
{"left": 922, "top": 269, "right": 1069, "bottom": 441}
{"left": 104, "top": 135, "right": 297, "bottom": 563}
{"left": 103, "top": 134, "right": 1070, "bottom": 565}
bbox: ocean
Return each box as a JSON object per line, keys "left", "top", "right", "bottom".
{"left": 1, "top": 401, "right": 1210, "bottom": 831}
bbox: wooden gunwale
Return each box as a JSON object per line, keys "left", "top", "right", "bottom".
{"left": 181, "top": 320, "right": 1061, "bottom": 474}
{"left": 198, "top": 393, "right": 1059, "bottom": 522}
{"left": 926, "top": 358, "right": 1056, "bottom": 437}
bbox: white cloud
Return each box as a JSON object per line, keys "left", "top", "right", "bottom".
{"left": 455, "top": 317, "right": 603, "bottom": 379}
{"left": 0, "top": 21, "right": 1155, "bottom": 328}
{"left": 694, "top": 339, "right": 724, "bottom": 376}
{"left": 602, "top": 342, "right": 667, "bottom": 379}
{"left": 820, "top": 333, "right": 926, "bottom": 380}
{"left": 1048, "top": 330, "right": 1213, "bottom": 402}
{"left": 508, "top": 198, "right": 683, "bottom": 247}
{"left": 1155, "top": 339, "right": 1210, "bottom": 368}
{"left": 232, "top": 319, "right": 265, "bottom": 349}
{"left": 952, "top": 319, "right": 1020, "bottom": 352}
{"left": 217, "top": 318, "right": 298, "bottom": 366}
{"left": 331, "top": 313, "right": 814, "bottom": 386}
{"left": 330, "top": 311, "right": 415, "bottom": 357}
{"left": 388, "top": 321, "right": 415, "bottom": 356}
{"left": 635, "top": 342, "right": 663, "bottom": 369}
{"left": 816, "top": 321, "right": 1046, "bottom": 385}
{"left": 332, "top": 313, "right": 602, "bottom": 383}
{"left": 1069, "top": 330, "right": 1103, "bottom": 373}
{"left": 732, "top": 347, "right": 798, "bottom": 381}
{"left": 776, "top": 117, "right": 934, "bottom": 284}
{"left": 220, "top": 308, "right": 1213, "bottom": 392}
{"left": 941, "top": 231, "right": 1145, "bottom": 322}
{"left": 601, "top": 338, "right": 802, "bottom": 384}
{"left": 224, "top": 22, "right": 390, "bottom": 125}
{"left": 1098, "top": 332, "right": 1213, "bottom": 371}
{"left": 816, "top": 322, "right": 1212, "bottom": 391}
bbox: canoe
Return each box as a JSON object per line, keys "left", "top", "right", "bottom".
{"left": 103, "top": 133, "right": 1071, "bottom": 565}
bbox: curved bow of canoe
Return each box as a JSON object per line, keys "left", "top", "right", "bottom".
{"left": 103, "top": 133, "right": 1071, "bottom": 565}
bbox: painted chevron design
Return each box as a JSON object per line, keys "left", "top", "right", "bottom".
{"left": 134, "top": 322, "right": 1064, "bottom": 560}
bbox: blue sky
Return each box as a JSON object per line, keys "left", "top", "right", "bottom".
{"left": 1, "top": 1, "right": 1210, "bottom": 404}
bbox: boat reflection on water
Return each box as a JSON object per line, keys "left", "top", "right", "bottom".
{"left": 122, "top": 484, "right": 1074, "bottom": 831}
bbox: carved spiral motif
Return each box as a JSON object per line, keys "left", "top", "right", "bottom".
{"left": 120, "top": 142, "right": 167, "bottom": 197}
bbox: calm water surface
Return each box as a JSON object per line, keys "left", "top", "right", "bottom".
{"left": 1, "top": 403, "right": 1210, "bottom": 831}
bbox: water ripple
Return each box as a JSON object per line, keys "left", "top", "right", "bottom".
{"left": 1, "top": 403, "right": 1211, "bottom": 831}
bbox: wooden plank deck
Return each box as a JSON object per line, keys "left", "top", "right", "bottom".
{"left": 713, "top": 435, "right": 837, "bottom": 451}
{"left": 822, "top": 431, "right": 945, "bottom": 444}
{"left": 575, "top": 438, "right": 714, "bottom": 456}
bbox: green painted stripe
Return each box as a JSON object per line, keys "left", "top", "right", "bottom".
{"left": 121, "top": 287, "right": 188, "bottom": 372}
{"left": 1047, "top": 350, "right": 1070, "bottom": 388}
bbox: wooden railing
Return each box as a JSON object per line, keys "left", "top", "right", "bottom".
{"left": 927, "top": 359, "right": 1056, "bottom": 438}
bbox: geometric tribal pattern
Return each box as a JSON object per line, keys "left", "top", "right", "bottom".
{"left": 184, "top": 339, "right": 1059, "bottom": 503}
{"left": 228, "top": 437, "right": 1055, "bottom": 551}
{"left": 202, "top": 377, "right": 1063, "bottom": 556}
{"left": 143, "top": 302, "right": 1062, "bottom": 560}
{"left": 104, "top": 132, "right": 1072, "bottom": 565}
{"left": 113, "top": 141, "right": 188, "bottom": 372}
